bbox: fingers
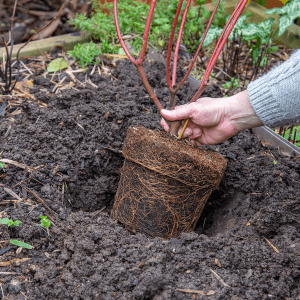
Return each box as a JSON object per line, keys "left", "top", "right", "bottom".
{"left": 161, "top": 104, "right": 194, "bottom": 122}
{"left": 190, "top": 127, "right": 202, "bottom": 140}
{"left": 160, "top": 118, "right": 169, "bottom": 132}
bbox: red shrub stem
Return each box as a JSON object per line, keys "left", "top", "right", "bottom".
{"left": 113, "top": 0, "right": 163, "bottom": 112}
{"left": 178, "top": 0, "right": 248, "bottom": 139}
{"left": 171, "top": 0, "right": 192, "bottom": 88}
{"left": 166, "top": 0, "right": 185, "bottom": 92}
{"left": 175, "top": 0, "right": 221, "bottom": 92}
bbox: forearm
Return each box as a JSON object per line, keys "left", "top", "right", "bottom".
{"left": 226, "top": 90, "right": 263, "bottom": 132}
{"left": 247, "top": 49, "right": 300, "bottom": 128}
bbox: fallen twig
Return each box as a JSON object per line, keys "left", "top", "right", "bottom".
{"left": 0, "top": 257, "right": 31, "bottom": 266}
{"left": 210, "top": 269, "right": 231, "bottom": 288}
{"left": 24, "top": 188, "right": 58, "bottom": 217}
{"left": 93, "top": 206, "right": 106, "bottom": 217}
{"left": 263, "top": 236, "right": 279, "bottom": 253}
{"left": 0, "top": 158, "right": 42, "bottom": 172}
{"left": 3, "top": 187, "right": 22, "bottom": 202}
{"left": 176, "top": 289, "right": 216, "bottom": 295}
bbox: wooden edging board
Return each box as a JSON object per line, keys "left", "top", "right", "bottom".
{"left": 147, "top": 48, "right": 300, "bottom": 157}
{"left": 0, "top": 32, "right": 89, "bottom": 61}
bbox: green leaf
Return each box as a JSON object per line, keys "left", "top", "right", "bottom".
{"left": 196, "top": 0, "right": 206, "bottom": 5}
{"left": 10, "top": 240, "right": 33, "bottom": 249}
{"left": 153, "top": 18, "right": 169, "bottom": 25}
{"left": 13, "top": 220, "right": 22, "bottom": 226}
{"left": 161, "top": 24, "right": 171, "bottom": 32}
{"left": 158, "top": 40, "right": 165, "bottom": 47}
{"left": 264, "top": 7, "right": 283, "bottom": 15}
{"left": 258, "top": 17, "right": 274, "bottom": 33}
{"left": 202, "top": 7, "right": 210, "bottom": 20}
{"left": 118, "top": 48, "right": 126, "bottom": 55}
{"left": 234, "top": 14, "right": 249, "bottom": 30}
{"left": 201, "top": 26, "right": 222, "bottom": 46}
{"left": 242, "top": 23, "right": 260, "bottom": 40}
{"left": 0, "top": 218, "right": 10, "bottom": 225}
{"left": 0, "top": 162, "right": 5, "bottom": 168}
{"left": 278, "top": 12, "right": 300, "bottom": 36}
{"left": 47, "top": 58, "right": 68, "bottom": 73}
{"left": 257, "top": 0, "right": 266, "bottom": 6}
{"left": 278, "top": 14, "right": 292, "bottom": 36}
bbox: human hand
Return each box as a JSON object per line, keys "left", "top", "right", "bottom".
{"left": 160, "top": 90, "right": 263, "bottom": 145}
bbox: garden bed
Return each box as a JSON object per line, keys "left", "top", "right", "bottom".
{"left": 0, "top": 57, "right": 300, "bottom": 299}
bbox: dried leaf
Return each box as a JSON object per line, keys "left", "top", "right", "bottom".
{"left": 177, "top": 289, "right": 205, "bottom": 295}
{"left": 215, "top": 258, "right": 221, "bottom": 267}
{"left": 15, "top": 80, "right": 33, "bottom": 94}
{"left": 206, "top": 290, "right": 216, "bottom": 295}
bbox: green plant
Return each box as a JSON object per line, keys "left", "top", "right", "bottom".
{"left": 223, "top": 77, "right": 239, "bottom": 90}
{"left": 69, "top": 0, "right": 224, "bottom": 55}
{"left": 10, "top": 239, "right": 32, "bottom": 249}
{"left": 265, "top": 0, "right": 300, "bottom": 36}
{"left": 36, "top": 216, "right": 51, "bottom": 237}
{"left": 68, "top": 42, "right": 101, "bottom": 67}
{"left": 0, "top": 162, "right": 5, "bottom": 168}
{"left": 0, "top": 218, "right": 22, "bottom": 227}
{"left": 39, "top": 216, "right": 51, "bottom": 228}
{"left": 202, "top": 13, "right": 279, "bottom": 85}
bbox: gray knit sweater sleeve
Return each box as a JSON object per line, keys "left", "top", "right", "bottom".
{"left": 247, "top": 49, "right": 300, "bottom": 128}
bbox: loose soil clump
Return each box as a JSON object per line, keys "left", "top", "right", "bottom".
{"left": 0, "top": 59, "right": 299, "bottom": 299}
{"left": 112, "top": 126, "right": 226, "bottom": 238}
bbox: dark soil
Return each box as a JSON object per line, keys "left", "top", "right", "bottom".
{"left": 0, "top": 59, "right": 300, "bottom": 300}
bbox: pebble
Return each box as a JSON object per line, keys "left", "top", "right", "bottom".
{"left": 8, "top": 279, "right": 21, "bottom": 294}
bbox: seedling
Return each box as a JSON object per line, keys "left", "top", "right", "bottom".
{"left": 39, "top": 216, "right": 51, "bottom": 228}
{"left": 0, "top": 162, "right": 5, "bottom": 168}
{"left": 0, "top": 217, "right": 22, "bottom": 228}
{"left": 114, "top": 0, "right": 248, "bottom": 137}
{"left": 36, "top": 216, "right": 51, "bottom": 237}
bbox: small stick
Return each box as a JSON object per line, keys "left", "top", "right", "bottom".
{"left": 3, "top": 187, "right": 22, "bottom": 201}
{"left": 263, "top": 236, "right": 279, "bottom": 253}
{"left": 20, "top": 61, "right": 33, "bottom": 75}
{"left": 293, "top": 129, "right": 297, "bottom": 144}
{"left": 93, "top": 206, "right": 106, "bottom": 217}
{"left": 0, "top": 283, "right": 4, "bottom": 298}
{"left": 62, "top": 182, "right": 64, "bottom": 204}
{"left": 24, "top": 188, "right": 57, "bottom": 217}
{"left": 288, "top": 125, "right": 294, "bottom": 142}
{"left": 210, "top": 269, "right": 231, "bottom": 287}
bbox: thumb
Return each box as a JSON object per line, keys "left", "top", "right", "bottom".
{"left": 161, "top": 104, "right": 194, "bottom": 122}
